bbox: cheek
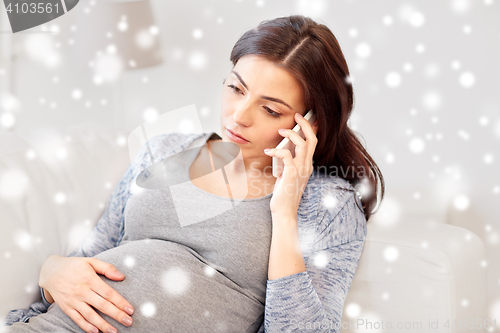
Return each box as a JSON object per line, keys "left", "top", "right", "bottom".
{"left": 220, "top": 91, "right": 236, "bottom": 113}
{"left": 220, "top": 99, "right": 230, "bottom": 117}
{"left": 220, "top": 90, "right": 227, "bottom": 104}
{"left": 266, "top": 119, "right": 296, "bottom": 144}
{"left": 259, "top": 128, "right": 284, "bottom": 147}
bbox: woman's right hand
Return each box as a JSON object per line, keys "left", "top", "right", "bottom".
{"left": 39, "top": 255, "right": 134, "bottom": 333}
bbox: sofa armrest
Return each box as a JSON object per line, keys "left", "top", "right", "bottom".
{"left": 343, "top": 220, "right": 487, "bottom": 333}
{"left": 0, "top": 125, "right": 130, "bottom": 323}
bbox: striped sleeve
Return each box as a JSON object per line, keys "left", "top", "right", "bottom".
{"left": 263, "top": 182, "right": 367, "bottom": 332}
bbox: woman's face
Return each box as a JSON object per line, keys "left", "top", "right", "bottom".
{"left": 220, "top": 54, "right": 307, "bottom": 163}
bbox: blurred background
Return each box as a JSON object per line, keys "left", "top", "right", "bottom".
{"left": 0, "top": 0, "right": 499, "bottom": 328}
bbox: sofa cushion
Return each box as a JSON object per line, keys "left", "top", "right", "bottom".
{"left": 0, "top": 124, "right": 129, "bottom": 321}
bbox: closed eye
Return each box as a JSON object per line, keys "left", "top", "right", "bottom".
{"left": 227, "top": 84, "right": 281, "bottom": 119}
{"left": 263, "top": 106, "right": 281, "bottom": 118}
{"left": 227, "top": 84, "right": 242, "bottom": 94}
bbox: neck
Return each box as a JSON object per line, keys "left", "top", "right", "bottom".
{"left": 225, "top": 155, "right": 274, "bottom": 180}
{"left": 209, "top": 138, "right": 275, "bottom": 180}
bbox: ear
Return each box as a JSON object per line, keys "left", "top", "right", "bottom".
{"left": 313, "top": 121, "right": 318, "bottom": 136}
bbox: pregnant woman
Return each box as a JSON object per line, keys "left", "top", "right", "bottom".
{"left": 5, "top": 15, "right": 384, "bottom": 333}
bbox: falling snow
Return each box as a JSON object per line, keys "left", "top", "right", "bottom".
{"left": 140, "top": 302, "right": 156, "bottom": 318}
{"left": 409, "top": 137, "right": 425, "bottom": 154}
{"left": 93, "top": 54, "right": 124, "bottom": 83}
{"left": 453, "top": 195, "right": 470, "bottom": 211}
{"left": 322, "top": 194, "right": 338, "bottom": 210}
{"left": 383, "top": 246, "right": 400, "bottom": 262}
{"left": 204, "top": 265, "right": 216, "bottom": 277}
{"left": 71, "top": 89, "right": 83, "bottom": 100}
{"left": 0, "top": 0, "right": 498, "bottom": 328}
{"left": 188, "top": 51, "right": 208, "bottom": 70}
{"left": 117, "top": 135, "right": 127, "bottom": 146}
{"left": 1, "top": 113, "right": 15, "bottom": 129}
{"left": 382, "top": 15, "right": 394, "bottom": 26}
{"left": 124, "top": 256, "right": 136, "bottom": 268}
{"left": 385, "top": 71, "right": 402, "bottom": 88}
{"left": 136, "top": 29, "right": 156, "bottom": 49}
{"left": 162, "top": 266, "right": 190, "bottom": 296}
{"left": 344, "top": 303, "right": 361, "bottom": 318}
{"left": 14, "top": 230, "right": 34, "bottom": 251}
{"left": 355, "top": 43, "right": 371, "bottom": 58}
{"left": 313, "top": 252, "right": 329, "bottom": 268}
{"left": 422, "top": 91, "right": 442, "bottom": 110}
{"left": 192, "top": 29, "right": 204, "bottom": 39}
{"left": 143, "top": 107, "right": 159, "bottom": 123}
{"left": 459, "top": 72, "right": 476, "bottom": 88}
{"left": 54, "top": 192, "right": 67, "bottom": 204}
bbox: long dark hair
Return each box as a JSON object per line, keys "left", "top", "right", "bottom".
{"left": 229, "top": 15, "right": 385, "bottom": 221}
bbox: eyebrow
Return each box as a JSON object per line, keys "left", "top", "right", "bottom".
{"left": 230, "top": 70, "right": 294, "bottom": 111}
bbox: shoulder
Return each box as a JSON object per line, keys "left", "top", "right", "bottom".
{"left": 298, "top": 171, "right": 358, "bottom": 218}
{"left": 132, "top": 132, "right": 205, "bottom": 170}
{"left": 147, "top": 132, "right": 203, "bottom": 155}
{"left": 298, "top": 171, "right": 367, "bottom": 254}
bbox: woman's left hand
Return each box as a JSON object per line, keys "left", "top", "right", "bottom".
{"left": 265, "top": 112, "right": 319, "bottom": 219}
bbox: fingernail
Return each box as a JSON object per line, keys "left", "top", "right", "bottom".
{"left": 264, "top": 149, "right": 271, "bottom": 154}
{"left": 115, "top": 271, "right": 125, "bottom": 279}
{"left": 278, "top": 128, "right": 286, "bottom": 132}
{"left": 124, "top": 306, "right": 134, "bottom": 315}
{"left": 107, "top": 328, "right": 117, "bottom": 333}
{"left": 90, "top": 327, "right": 98, "bottom": 333}
{"left": 123, "top": 316, "right": 133, "bottom": 326}
{"left": 295, "top": 113, "right": 303, "bottom": 118}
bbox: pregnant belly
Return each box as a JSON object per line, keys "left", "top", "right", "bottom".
{"left": 78, "top": 239, "right": 263, "bottom": 333}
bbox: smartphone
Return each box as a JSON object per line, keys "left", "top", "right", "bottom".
{"left": 272, "top": 109, "right": 316, "bottom": 178}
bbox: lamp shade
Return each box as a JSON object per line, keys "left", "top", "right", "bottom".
{"left": 73, "top": 0, "right": 163, "bottom": 73}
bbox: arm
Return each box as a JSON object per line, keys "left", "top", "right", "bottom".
{"left": 264, "top": 187, "right": 367, "bottom": 332}
{"left": 264, "top": 239, "right": 365, "bottom": 332}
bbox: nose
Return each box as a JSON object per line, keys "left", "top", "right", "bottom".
{"left": 232, "top": 101, "right": 252, "bottom": 127}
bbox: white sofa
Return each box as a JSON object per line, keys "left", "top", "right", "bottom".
{"left": 0, "top": 124, "right": 487, "bottom": 332}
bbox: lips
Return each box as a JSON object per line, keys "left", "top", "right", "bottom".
{"left": 226, "top": 128, "right": 249, "bottom": 142}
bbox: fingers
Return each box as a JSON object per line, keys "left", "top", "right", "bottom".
{"left": 279, "top": 113, "right": 318, "bottom": 152}
{"left": 88, "top": 281, "right": 134, "bottom": 328}
{"left": 264, "top": 148, "right": 296, "bottom": 177}
{"left": 42, "top": 256, "right": 134, "bottom": 333}
{"left": 295, "top": 112, "right": 318, "bottom": 142}
{"left": 294, "top": 112, "right": 318, "bottom": 163}
{"left": 87, "top": 258, "right": 125, "bottom": 281}
{"left": 74, "top": 302, "right": 119, "bottom": 333}
{"left": 65, "top": 308, "right": 99, "bottom": 333}
{"left": 278, "top": 122, "right": 316, "bottom": 170}
{"left": 278, "top": 127, "right": 307, "bottom": 152}
{"left": 86, "top": 259, "right": 134, "bottom": 314}
{"left": 277, "top": 129, "right": 308, "bottom": 174}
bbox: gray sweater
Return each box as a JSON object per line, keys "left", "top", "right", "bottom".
{"left": 5, "top": 131, "right": 367, "bottom": 333}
